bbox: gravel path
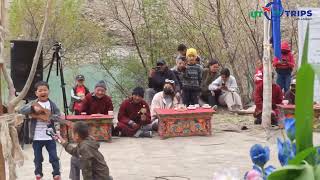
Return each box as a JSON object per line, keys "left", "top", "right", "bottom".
{"left": 15, "top": 113, "right": 320, "bottom": 180}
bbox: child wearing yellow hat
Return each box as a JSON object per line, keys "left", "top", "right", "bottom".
{"left": 182, "top": 48, "right": 202, "bottom": 106}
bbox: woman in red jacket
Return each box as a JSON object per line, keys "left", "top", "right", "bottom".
{"left": 273, "top": 41, "right": 295, "bottom": 92}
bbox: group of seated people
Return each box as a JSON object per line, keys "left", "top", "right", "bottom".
{"left": 70, "top": 42, "right": 299, "bottom": 137}
{"left": 69, "top": 44, "right": 246, "bottom": 138}
{"left": 145, "top": 44, "right": 243, "bottom": 112}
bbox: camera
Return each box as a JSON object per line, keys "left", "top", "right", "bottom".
{"left": 155, "top": 66, "right": 161, "bottom": 71}
{"left": 53, "top": 42, "right": 62, "bottom": 51}
{"left": 222, "top": 82, "right": 225, "bottom": 86}
{"left": 46, "top": 127, "right": 61, "bottom": 143}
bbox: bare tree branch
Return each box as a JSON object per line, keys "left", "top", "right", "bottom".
{"left": 7, "top": 0, "right": 53, "bottom": 111}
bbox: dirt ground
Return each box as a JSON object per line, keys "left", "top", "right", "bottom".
{"left": 14, "top": 112, "right": 320, "bottom": 180}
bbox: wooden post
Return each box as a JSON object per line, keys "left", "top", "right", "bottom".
{"left": 0, "top": 64, "right": 5, "bottom": 180}
{"left": 0, "top": 144, "right": 5, "bottom": 180}
{"left": 262, "top": 0, "right": 272, "bottom": 130}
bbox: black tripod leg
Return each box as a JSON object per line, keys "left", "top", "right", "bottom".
{"left": 57, "top": 56, "right": 70, "bottom": 141}
{"left": 46, "top": 53, "right": 55, "bottom": 82}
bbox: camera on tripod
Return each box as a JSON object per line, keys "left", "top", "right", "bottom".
{"left": 53, "top": 42, "right": 62, "bottom": 51}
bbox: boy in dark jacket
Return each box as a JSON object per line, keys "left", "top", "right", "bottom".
{"left": 182, "top": 48, "right": 202, "bottom": 106}
{"left": 19, "top": 81, "right": 61, "bottom": 180}
{"left": 59, "top": 121, "right": 113, "bottom": 180}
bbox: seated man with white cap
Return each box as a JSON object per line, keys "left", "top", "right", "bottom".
{"left": 285, "top": 79, "right": 296, "bottom": 105}
{"left": 150, "top": 79, "right": 179, "bottom": 130}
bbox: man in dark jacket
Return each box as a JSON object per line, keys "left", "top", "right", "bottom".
{"left": 59, "top": 121, "right": 113, "bottom": 180}
{"left": 145, "top": 59, "right": 179, "bottom": 104}
{"left": 171, "top": 56, "right": 186, "bottom": 103}
{"left": 200, "top": 59, "right": 220, "bottom": 106}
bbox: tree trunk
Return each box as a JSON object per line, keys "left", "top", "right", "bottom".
{"left": 0, "top": 0, "right": 8, "bottom": 178}
{"left": 262, "top": 0, "right": 272, "bottom": 130}
{"left": 0, "top": 143, "right": 4, "bottom": 180}
{"left": 0, "top": 0, "right": 52, "bottom": 179}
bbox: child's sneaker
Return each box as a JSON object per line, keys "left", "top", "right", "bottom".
{"left": 35, "top": 175, "right": 42, "bottom": 180}
{"left": 212, "top": 105, "right": 218, "bottom": 111}
{"left": 53, "top": 175, "right": 61, "bottom": 180}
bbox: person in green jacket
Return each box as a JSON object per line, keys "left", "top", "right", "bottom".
{"left": 200, "top": 59, "right": 220, "bottom": 107}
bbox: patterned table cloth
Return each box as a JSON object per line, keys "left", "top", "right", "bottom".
{"left": 155, "top": 108, "right": 215, "bottom": 139}
{"left": 276, "top": 104, "right": 320, "bottom": 130}
{"left": 60, "top": 115, "right": 113, "bottom": 142}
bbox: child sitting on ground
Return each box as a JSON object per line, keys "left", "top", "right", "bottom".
{"left": 19, "top": 81, "right": 61, "bottom": 180}
{"left": 58, "top": 121, "right": 113, "bottom": 180}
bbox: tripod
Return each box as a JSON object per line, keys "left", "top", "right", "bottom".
{"left": 46, "top": 42, "right": 69, "bottom": 116}
{"left": 46, "top": 42, "right": 70, "bottom": 141}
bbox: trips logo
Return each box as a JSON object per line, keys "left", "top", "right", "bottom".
{"left": 249, "top": 1, "right": 313, "bottom": 20}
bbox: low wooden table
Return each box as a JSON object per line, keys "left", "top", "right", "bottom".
{"left": 60, "top": 115, "right": 114, "bottom": 142}
{"left": 155, "top": 108, "right": 215, "bottom": 139}
{"left": 276, "top": 104, "right": 320, "bottom": 130}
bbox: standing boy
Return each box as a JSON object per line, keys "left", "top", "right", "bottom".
{"left": 58, "top": 121, "right": 113, "bottom": 180}
{"left": 19, "top": 81, "right": 61, "bottom": 180}
{"left": 182, "top": 48, "right": 202, "bottom": 106}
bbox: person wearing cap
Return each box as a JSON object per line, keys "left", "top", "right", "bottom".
{"left": 146, "top": 58, "right": 179, "bottom": 105}
{"left": 116, "top": 87, "right": 153, "bottom": 137}
{"left": 182, "top": 48, "right": 202, "bottom": 106}
{"left": 150, "top": 79, "right": 179, "bottom": 128}
{"left": 285, "top": 79, "right": 296, "bottom": 105}
{"left": 253, "top": 72, "right": 283, "bottom": 125}
{"left": 80, "top": 80, "right": 113, "bottom": 115}
{"left": 200, "top": 59, "right": 220, "bottom": 106}
{"left": 69, "top": 75, "right": 90, "bottom": 115}
{"left": 273, "top": 41, "right": 295, "bottom": 92}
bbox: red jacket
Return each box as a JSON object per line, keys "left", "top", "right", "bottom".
{"left": 254, "top": 66, "right": 263, "bottom": 86}
{"left": 81, "top": 93, "right": 113, "bottom": 115}
{"left": 273, "top": 41, "right": 295, "bottom": 69}
{"left": 254, "top": 83, "right": 283, "bottom": 113}
{"left": 117, "top": 98, "right": 151, "bottom": 126}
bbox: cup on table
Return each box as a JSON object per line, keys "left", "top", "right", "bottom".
{"left": 81, "top": 112, "right": 87, "bottom": 115}
{"left": 194, "top": 104, "right": 200, "bottom": 108}
{"left": 108, "top": 111, "right": 114, "bottom": 116}
{"left": 282, "top": 100, "right": 289, "bottom": 105}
